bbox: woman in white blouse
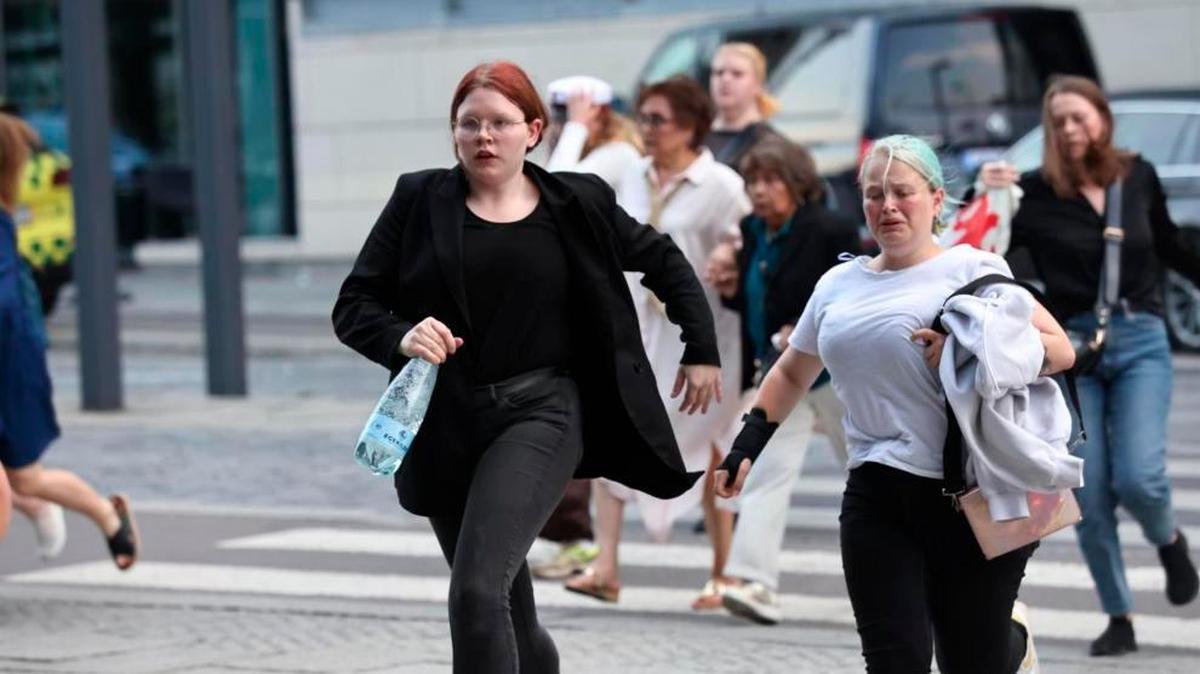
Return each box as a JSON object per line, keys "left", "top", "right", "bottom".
{"left": 565, "top": 75, "right": 749, "bottom": 610}
{"left": 545, "top": 76, "right": 642, "bottom": 191}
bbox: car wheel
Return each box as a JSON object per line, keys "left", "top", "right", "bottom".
{"left": 1164, "top": 270, "right": 1200, "bottom": 351}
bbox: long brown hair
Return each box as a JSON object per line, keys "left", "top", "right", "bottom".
{"left": 582, "top": 107, "right": 643, "bottom": 158}
{"left": 0, "top": 114, "right": 31, "bottom": 213}
{"left": 1040, "top": 75, "right": 1132, "bottom": 197}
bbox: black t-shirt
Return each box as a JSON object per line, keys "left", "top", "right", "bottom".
{"left": 461, "top": 201, "right": 571, "bottom": 384}
{"left": 705, "top": 122, "right": 785, "bottom": 170}
{"left": 1010, "top": 156, "right": 1200, "bottom": 321}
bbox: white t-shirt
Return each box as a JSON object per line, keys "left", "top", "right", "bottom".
{"left": 788, "top": 244, "right": 1012, "bottom": 479}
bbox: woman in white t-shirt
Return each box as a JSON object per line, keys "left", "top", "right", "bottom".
{"left": 716, "top": 135, "right": 1076, "bottom": 674}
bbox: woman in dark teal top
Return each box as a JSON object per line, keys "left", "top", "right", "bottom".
{"left": 705, "top": 139, "right": 860, "bottom": 623}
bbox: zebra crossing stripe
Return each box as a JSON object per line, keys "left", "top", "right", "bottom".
{"left": 785, "top": 477, "right": 1200, "bottom": 509}
{"left": 782, "top": 506, "right": 1199, "bottom": 550}
{"left": 216, "top": 528, "right": 1170, "bottom": 592}
{"left": 6, "top": 560, "right": 1198, "bottom": 650}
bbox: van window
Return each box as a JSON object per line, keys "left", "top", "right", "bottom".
{"left": 880, "top": 19, "right": 1006, "bottom": 114}
{"left": 1179, "top": 116, "right": 1200, "bottom": 164}
{"left": 640, "top": 32, "right": 705, "bottom": 85}
{"left": 1114, "top": 113, "right": 1192, "bottom": 166}
{"left": 723, "top": 26, "right": 804, "bottom": 78}
{"left": 772, "top": 24, "right": 860, "bottom": 116}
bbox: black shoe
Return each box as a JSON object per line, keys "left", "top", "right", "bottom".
{"left": 1159, "top": 529, "right": 1199, "bottom": 605}
{"left": 1089, "top": 616, "right": 1137, "bottom": 657}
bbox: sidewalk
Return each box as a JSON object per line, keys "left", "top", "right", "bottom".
{"left": 2, "top": 577, "right": 1197, "bottom": 673}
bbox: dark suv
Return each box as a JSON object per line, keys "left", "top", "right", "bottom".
{"left": 1004, "top": 96, "right": 1200, "bottom": 350}
{"left": 636, "top": 5, "right": 1099, "bottom": 212}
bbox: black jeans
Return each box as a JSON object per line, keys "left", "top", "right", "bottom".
{"left": 840, "top": 462, "right": 1035, "bottom": 674}
{"left": 429, "top": 368, "right": 583, "bottom": 674}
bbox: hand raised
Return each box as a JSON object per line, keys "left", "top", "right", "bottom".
{"left": 978, "top": 161, "right": 1019, "bottom": 189}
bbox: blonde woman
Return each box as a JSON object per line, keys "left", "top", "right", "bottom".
{"left": 717, "top": 135, "right": 1074, "bottom": 673}
{"left": 705, "top": 42, "right": 784, "bottom": 169}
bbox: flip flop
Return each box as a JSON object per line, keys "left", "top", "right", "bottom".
{"left": 106, "top": 494, "right": 140, "bottom": 571}
{"left": 563, "top": 567, "right": 620, "bottom": 603}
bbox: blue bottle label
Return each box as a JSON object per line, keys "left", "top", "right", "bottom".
{"left": 364, "top": 414, "right": 415, "bottom": 452}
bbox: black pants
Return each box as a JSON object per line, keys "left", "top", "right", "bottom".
{"left": 840, "top": 462, "right": 1035, "bottom": 674}
{"left": 429, "top": 369, "right": 583, "bottom": 674}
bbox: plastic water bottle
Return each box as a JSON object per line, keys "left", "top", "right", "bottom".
{"left": 354, "top": 358, "right": 438, "bottom": 476}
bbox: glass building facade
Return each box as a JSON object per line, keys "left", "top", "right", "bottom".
{"left": 0, "top": 0, "right": 295, "bottom": 241}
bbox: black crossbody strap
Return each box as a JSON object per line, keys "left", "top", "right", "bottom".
{"left": 937, "top": 274, "right": 1087, "bottom": 502}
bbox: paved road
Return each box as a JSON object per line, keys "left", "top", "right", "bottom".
{"left": 2, "top": 264, "right": 1199, "bottom": 673}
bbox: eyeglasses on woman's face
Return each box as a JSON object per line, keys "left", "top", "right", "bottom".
{"left": 635, "top": 112, "right": 673, "bottom": 130}
{"left": 453, "top": 117, "right": 528, "bottom": 138}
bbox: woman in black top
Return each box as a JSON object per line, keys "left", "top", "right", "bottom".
{"left": 332, "top": 61, "right": 722, "bottom": 674}
{"left": 705, "top": 42, "right": 785, "bottom": 169}
{"left": 704, "top": 139, "right": 859, "bottom": 623}
{"left": 981, "top": 75, "right": 1200, "bottom": 657}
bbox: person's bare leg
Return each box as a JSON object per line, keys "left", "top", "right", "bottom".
{"left": 565, "top": 481, "right": 624, "bottom": 597}
{"left": 706, "top": 444, "right": 736, "bottom": 578}
{"left": 11, "top": 491, "right": 49, "bottom": 519}
{"left": 1, "top": 468, "right": 12, "bottom": 541}
{"left": 694, "top": 445, "right": 736, "bottom": 609}
{"left": 11, "top": 491, "right": 68, "bottom": 559}
{"left": 5, "top": 464, "right": 120, "bottom": 536}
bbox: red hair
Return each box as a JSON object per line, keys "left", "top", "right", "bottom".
{"left": 450, "top": 61, "right": 548, "bottom": 152}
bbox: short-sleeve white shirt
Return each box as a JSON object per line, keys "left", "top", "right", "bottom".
{"left": 788, "top": 244, "right": 1012, "bottom": 478}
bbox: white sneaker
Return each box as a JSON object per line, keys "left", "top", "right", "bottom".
{"left": 1011, "top": 600, "right": 1039, "bottom": 674}
{"left": 721, "top": 581, "right": 782, "bottom": 625}
{"left": 32, "top": 503, "right": 67, "bottom": 560}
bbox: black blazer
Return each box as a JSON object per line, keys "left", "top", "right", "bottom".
{"left": 722, "top": 203, "right": 862, "bottom": 391}
{"left": 333, "top": 162, "right": 717, "bottom": 516}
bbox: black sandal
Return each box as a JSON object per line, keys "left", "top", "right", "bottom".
{"left": 106, "top": 494, "right": 140, "bottom": 571}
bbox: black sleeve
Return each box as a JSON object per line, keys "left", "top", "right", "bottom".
{"left": 331, "top": 174, "right": 419, "bottom": 372}
{"left": 591, "top": 176, "right": 720, "bottom": 366}
{"left": 1008, "top": 171, "right": 1045, "bottom": 251}
{"left": 720, "top": 218, "right": 752, "bottom": 314}
{"left": 1144, "top": 161, "right": 1200, "bottom": 287}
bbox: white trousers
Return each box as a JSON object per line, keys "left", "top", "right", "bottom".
{"left": 724, "top": 383, "right": 848, "bottom": 591}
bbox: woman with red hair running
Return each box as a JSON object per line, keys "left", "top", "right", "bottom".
{"left": 333, "top": 61, "right": 723, "bottom": 673}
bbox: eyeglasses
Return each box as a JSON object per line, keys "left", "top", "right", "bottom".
{"left": 635, "top": 113, "right": 673, "bottom": 129}
{"left": 453, "top": 117, "right": 527, "bottom": 138}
